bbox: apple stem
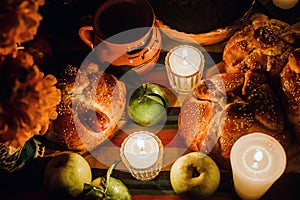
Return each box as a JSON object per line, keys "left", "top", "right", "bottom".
{"left": 103, "top": 160, "right": 121, "bottom": 193}
{"left": 138, "top": 84, "right": 148, "bottom": 103}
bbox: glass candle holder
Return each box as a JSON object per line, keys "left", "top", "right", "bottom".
{"left": 120, "top": 131, "right": 164, "bottom": 181}
{"left": 230, "top": 132, "right": 287, "bottom": 200}
{"left": 165, "top": 45, "right": 205, "bottom": 94}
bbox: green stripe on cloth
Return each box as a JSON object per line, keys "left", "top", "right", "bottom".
{"left": 91, "top": 169, "right": 234, "bottom": 199}
{"left": 131, "top": 194, "right": 181, "bottom": 200}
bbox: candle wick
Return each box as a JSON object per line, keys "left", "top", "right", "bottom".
{"left": 183, "top": 56, "right": 188, "bottom": 65}
{"left": 251, "top": 159, "right": 259, "bottom": 169}
{"left": 139, "top": 147, "right": 147, "bottom": 155}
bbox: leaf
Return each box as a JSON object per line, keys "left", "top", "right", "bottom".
{"left": 146, "top": 93, "right": 168, "bottom": 107}
{"left": 81, "top": 183, "right": 105, "bottom": 199}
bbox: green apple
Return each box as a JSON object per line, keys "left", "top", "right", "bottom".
{"left": 170, "top": 152, "right": 220, "bottom": 199}
{"left": 43, "top": 152, "right": 92, "bottom": 197}
{"left": 83, "top": 176, "right": 131, "bottom": 200}
{"left": 128, "top": 83, "right": 168, "bottom": 126}
{"left": 81, "top": 161, "right": 131, "bottom": 200}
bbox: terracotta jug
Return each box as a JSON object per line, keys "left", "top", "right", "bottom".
{"left": 79, "top": 0, "right": 161, "bottom": 74}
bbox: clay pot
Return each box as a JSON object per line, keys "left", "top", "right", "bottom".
{"left": 150, "top": 0, "right": 255, "bottom": 45}
{"left": 79, "top": 0, "right": 161, "bottom": 74}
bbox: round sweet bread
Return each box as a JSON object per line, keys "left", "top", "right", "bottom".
{"left": 179, "top": 70, "right": 289, "bottom": 168}
{"left": 223, "top": 13, "right": 298, "bottom": 77}
{"left": 179, "top": 14, "right": 300, "bottom": 169}
{"left": 46, "top": 64, "right": 126, "bottom": 152}
{"left": 280, "top": 48, "right": 300, "bottom": 143}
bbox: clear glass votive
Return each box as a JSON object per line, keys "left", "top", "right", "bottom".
{"left": 230, "top": 132, "right": 287, "bottom": 200}
{"left": 165, "top": 45, "right": 205, "bottom": 94}
{"left": 120, "top": 131, "right": 164, "bottom": 181}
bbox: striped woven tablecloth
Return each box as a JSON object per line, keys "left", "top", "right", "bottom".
{"left": 85, "top": 121, "right": 300, "bottom": 200}
{"left": 84, "top": 66, "right": 300, "bottom": 199}
{"left": 87, "top": 127, "right": 236, "bottom": 200}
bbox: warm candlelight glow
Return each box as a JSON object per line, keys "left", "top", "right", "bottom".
{"left": 123, "top": 133, "right": 158, "bottom": 169}
{"left": 182, "top": 48, "right": 189, "bottom": 65}
{"left": 251, "top": 150, "right": 263, "bottom": 169}
{"left": 230, "top": 132, "right": 287, "bottom": 200}
{"left": 165, "top": 45, "right": 204, "bottom": 94}
{"left": 120, "top": 131, "right": 164, "bottom": 181}
{"left": 136, "top": 137, "right": 146, "bottom": 154}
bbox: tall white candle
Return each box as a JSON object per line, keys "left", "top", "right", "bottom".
{"left": 230, "top": 132, "right": 287, "bottom": 200}
{"left": 165, "top": 45, "right": 205, "bottom": 94}
{"left": 123, "top": 132, "right": 159, "bottom": 169}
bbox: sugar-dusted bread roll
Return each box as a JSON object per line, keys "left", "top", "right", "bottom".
{"left": 280, "top": 48, "right": 300, "bottom": 142}
{"left": 223, "top": 13, "right": 297, "bottom": 77}
{"left": 46, "top": 64, "right": 126, "bottom": 152}
{"left": 179, "top": 70, "right": 289, "bottom": 168}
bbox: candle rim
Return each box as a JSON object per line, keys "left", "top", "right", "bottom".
{"left": 230, "top": 132, "right": 287, "bottom": 182}
{"left": 123, "top": 133, "right": 160, "bottom": 154}
{"left": 165, "top": 44, "right": 205, "bottom": 78}
{"left": 120, "top": 131, "right": 164, "bottom": 169}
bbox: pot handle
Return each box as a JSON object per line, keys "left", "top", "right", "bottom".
{"left": 79, "top": 26, "right": 94, "bottom": 49}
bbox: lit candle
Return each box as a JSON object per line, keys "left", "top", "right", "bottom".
{"left": 272, "top": 0, "right": 298, "bottom": 9}
{"left": 165, "top": 45, "right": 205, "bottom": 94}
{"left": 123, "top": 132, "right": 159, "bottom": 169}
{"left": 120, "top": 131, "right": 163, "bottom": 181}
{"left": 230, "top": 132, "right": 287, "bottom": 200}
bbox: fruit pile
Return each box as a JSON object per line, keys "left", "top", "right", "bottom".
{"left": 43, "top": 152, "right": 131, "bottom": 199}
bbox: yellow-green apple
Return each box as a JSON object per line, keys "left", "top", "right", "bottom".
{"left": 43, "top": 152, "right": 92, "bottom": 197}
{"left": 170, "top": 152, "right": 220, "bottom": 199}
{"left": 82, "top": 177, "right": 131, "bottom": 200}
{"left": 128, "top": 83, "right": 168, "bottom": 126}
{"left": 81, "top": 161, "right": 131, "bottom": 200}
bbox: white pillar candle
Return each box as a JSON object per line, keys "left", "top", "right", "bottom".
{"left": 272, "top": 0, "right": 298, "bottom": 9}
{"left": 120, "top": 131, "right": 164, "bottom": 181}
{"left": 230, "top": 132, "right": 287, "bottom": 200}
{"left": 165, "top": 45, "right": 205, "bottom": 94}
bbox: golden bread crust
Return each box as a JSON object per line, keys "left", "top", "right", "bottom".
{"left": 179, "top": 71, "right": 288, "bottom": 168}
{"left": 46, "top": 64, "right": 126, "bottom": 151}
{"left": 223, "top": 13, "right": 297, "bottom": 76}
{"left": 280, "top": 48, "right": 300, "bottom": 141}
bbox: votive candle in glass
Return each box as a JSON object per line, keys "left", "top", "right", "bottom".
{"left": 120, "top": 131, "right": 163, "bottom": 181}
{"left": 165, "top": 45, "right": 205, "bottom": 94}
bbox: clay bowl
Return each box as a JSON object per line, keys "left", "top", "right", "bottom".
{"left": 149, "top": 0, "right": 255, "bottom": 45}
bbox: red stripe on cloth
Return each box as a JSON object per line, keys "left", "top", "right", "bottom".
{"left": 110, "top": 129, "right": 187, "bottom": 148}
{"left": 132, "top": 194, "right": 180, "bottom": 200}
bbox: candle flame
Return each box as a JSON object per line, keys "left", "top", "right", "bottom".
{"left": 137, "top": 138, "right": 145, "bottom": 152}
{"left": 254, "top": 150, "right": 263, "bottom": 162}
{"left": 182, "top": 48, "right": 188, "bottom": 65}
{"left": 251, "top": 149, "right": 263, "bottom": 169}
{"left": 183, "top": 48, "right": 188, "bottom": 58}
